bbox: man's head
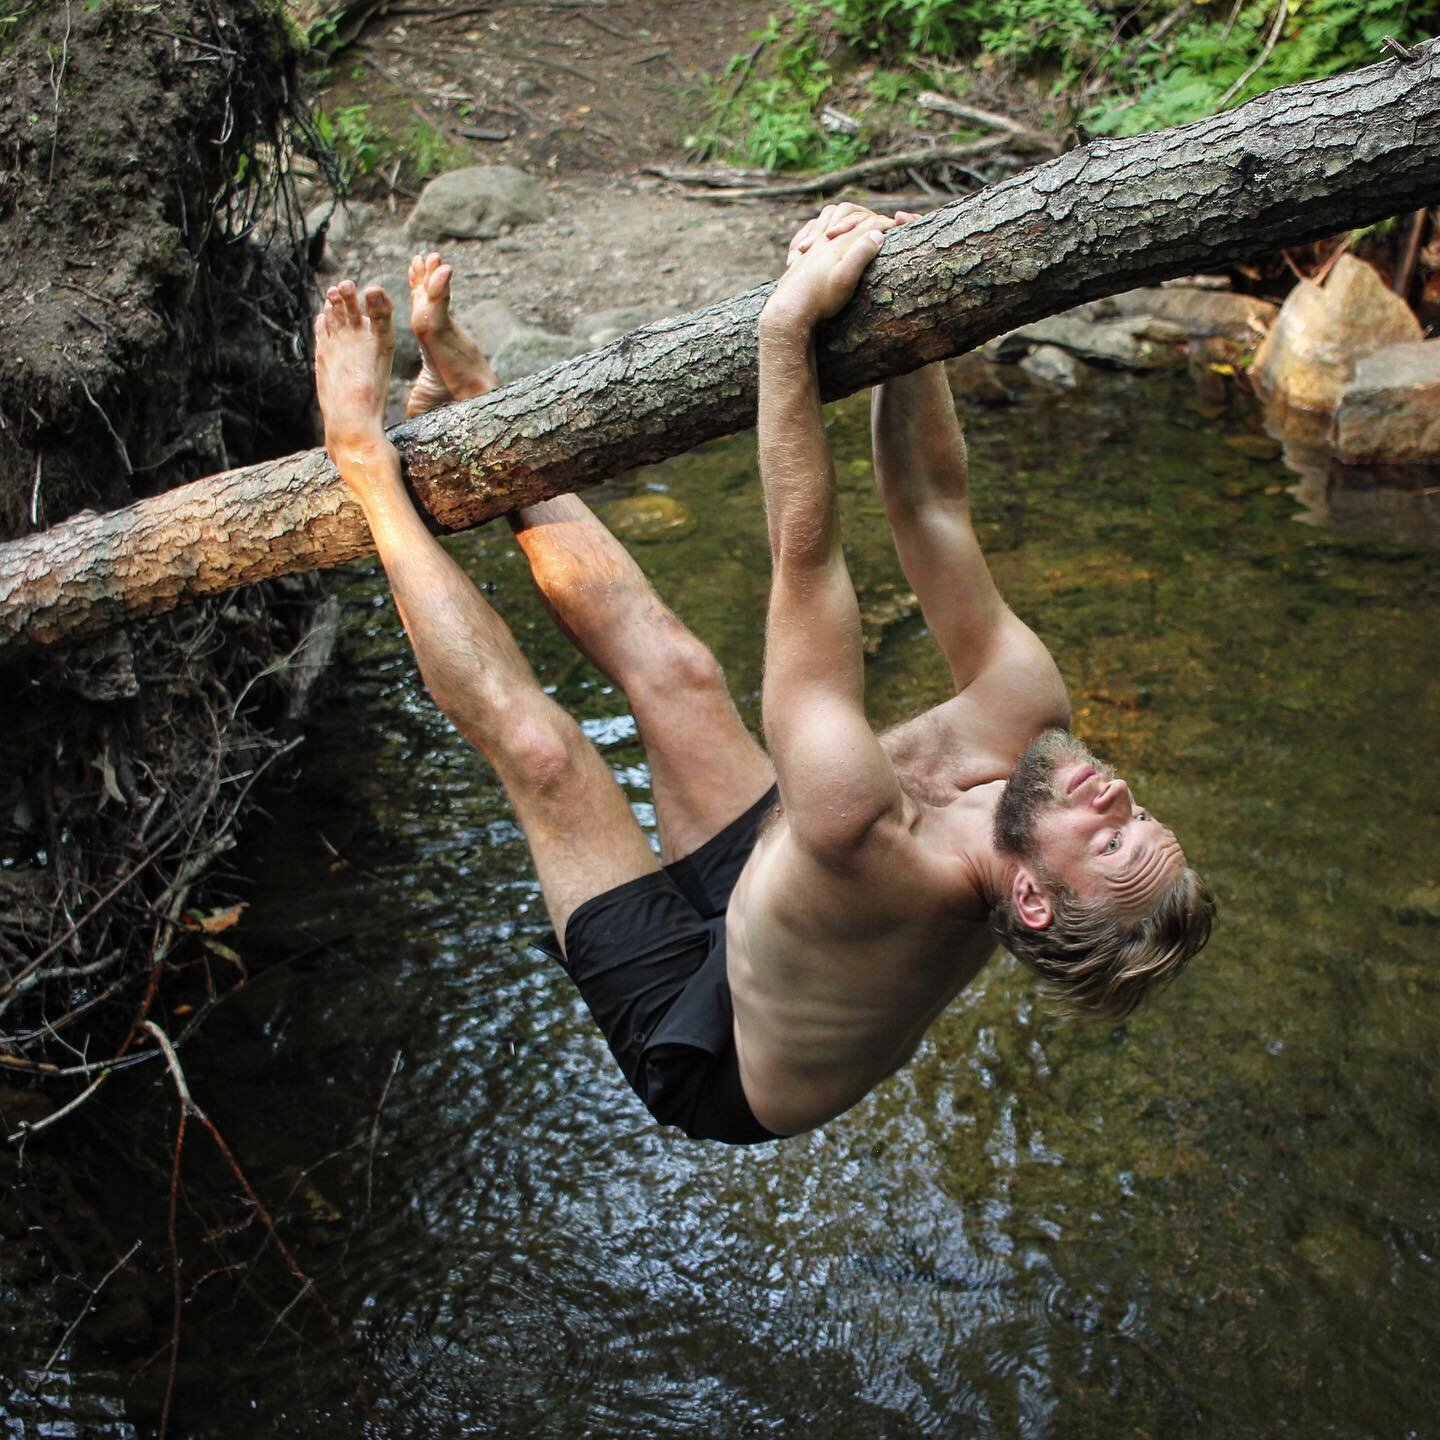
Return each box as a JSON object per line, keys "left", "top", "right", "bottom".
{"left": 989, "top": 729, "right": 1215, "bottom": 1021}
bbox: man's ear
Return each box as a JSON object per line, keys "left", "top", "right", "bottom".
{"left": 1011, "top": 868, "right": 1054, "bottom": 931}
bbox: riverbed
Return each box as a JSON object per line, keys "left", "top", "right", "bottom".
{"left": 9, "top": 365, "right": 1439, "bottom": 1436}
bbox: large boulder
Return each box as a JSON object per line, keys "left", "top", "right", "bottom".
{"left": 1333, "top": 341, "right": 1440, "bottom": 464}
{"left": 574, "top": 303, "right": 676, "bottom": 346}
{"left": 492, "top": 326, "right": 591, "bottom": 384}
{"left": 1251, "top": 255, "right": 1422, "bottom": 412}
{"left": 455, "top": 297, "right": 520, "bottom": 357}
{"left": 1105, "top": 286, "right": 1277, "bottom": 343}
{"left": 406, "top": 166, "right": 553, "bottom": 243}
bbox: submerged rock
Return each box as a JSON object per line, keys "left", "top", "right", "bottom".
{"left": 601, "top": 492, "right": 695, "bottom": 542}
{"left": 406, "top": 165, "right": 554, "bottom": 243}
{"left": 1020, "top": 344, "right": 1081, "bottom": 389}
{"left": 858, "top": 583, "right": 920, "bottom": 655}
{"left": 1333, "top": 340, "right": 1440, "bottom": 464}
{"left": 1251, "top": 255, "right": 1422, "bottom": 412}
{"left": 1225, "top": 434, "right": 1284, "bottom": 462}
{"left": 1391, "top": 884, "right": 1440, "bottom": 926}
{"left": 946, "top": 352, "right": 1015, "bottom": 405}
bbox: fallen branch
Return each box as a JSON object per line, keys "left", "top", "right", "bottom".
{"left": 5, "top": 1067, "right": 111, "bottom": 1145}
{"left": 644, "top": 138, "right": 1012, "bottom": 199}
{"left": 33, "top": 1238, "right": 143, "bottom": 1387}
{"left": 2, "top": 38, "right": 1439, "bottom": 656}
{"left": 144, "top": 1021, "right": 341, "bottom": 1330}
{"left": 915, "top": 91, "right": 1063, "bottom": 153}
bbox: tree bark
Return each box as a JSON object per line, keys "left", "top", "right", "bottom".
{"left": 3, "top": 38, "right": 1439, "bottom": 658}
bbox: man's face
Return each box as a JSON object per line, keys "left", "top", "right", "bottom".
{"left": 994, "top": 730, "right": 1186, "bottom": 914}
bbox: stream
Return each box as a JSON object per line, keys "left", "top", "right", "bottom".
{"left": 8, "top": 365, "right": 1439, "bottom": 1436}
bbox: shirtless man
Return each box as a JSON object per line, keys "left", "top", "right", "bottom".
{"left": 312, "top": 210, "right": 1214, "bottom": 1146}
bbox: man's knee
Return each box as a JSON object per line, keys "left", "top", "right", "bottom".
{"left": 634, "top": 613, "right": 729, "bottom": 702}
{"left": 491, "top": 703, "right": 582, "bottom": 798}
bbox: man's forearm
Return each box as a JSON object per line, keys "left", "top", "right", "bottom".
{"left": 757, "top": 312, "right": 843, "bottom": 573}
{"left": 872, "top": 363, "right": 969, "bottom": 514}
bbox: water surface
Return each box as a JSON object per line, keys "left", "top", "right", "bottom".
{"left": 11, "top": 367, "right": 1439, "bottom": 1437}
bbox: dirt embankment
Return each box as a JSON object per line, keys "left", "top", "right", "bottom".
{"left": 0, "top": 0, "right": 319, "bottom": 538}
{"left": 0, "top": 2, "right": 327, "bottom": 1078}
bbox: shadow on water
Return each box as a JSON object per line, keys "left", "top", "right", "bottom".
{"left": 5, "top": 367, "right": 1438, "bottom": 1437}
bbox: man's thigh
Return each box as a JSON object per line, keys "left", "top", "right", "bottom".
{"left": 633, "top": 672, "right": 775, "bottom": 866}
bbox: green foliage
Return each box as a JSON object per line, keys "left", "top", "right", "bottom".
{"left": 697, "top": 8, "right": 874, "bottom": 171}
{"left": 978, "top": 0, "right": 1109, "bottom": 72}
{"left": 1087, "top": 0, "right": 1425, "bottom": 136}
{"left": 314, "top": 102, "right": 382, "bottom": 188}
{"left": 824, "top": 0, "right": 990, "bottom": 55}
{"left": 405, "top": 118, "right": 462, "bottom": 181}
{"left": 866, "top": 69, "right": 911, "bottom": 103}
{"left": 693, "top": 0, "right": 1433, "bottom": 172}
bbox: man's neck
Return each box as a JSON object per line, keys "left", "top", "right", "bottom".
{"left": 910, "top": 779, "right": 1013, "bottom": 917}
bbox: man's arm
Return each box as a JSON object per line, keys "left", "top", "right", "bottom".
{"left": 790, "top": 205, "right": 1070, "bottom": 746}
{"left": 758, "top": 223, "right": 907, "bottom": 856}
{"left": 872, "top": 363, "right": 1070, "bottom": 732}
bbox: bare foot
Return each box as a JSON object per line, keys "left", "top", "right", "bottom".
{"left": 405, "top": 252, "right": 500, "bottom": 418}
{"left": 313, "top": 279, "right": 400, "bottom": 497}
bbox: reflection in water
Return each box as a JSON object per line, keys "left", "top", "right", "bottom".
{"left": 1262, "top": 395, "right": 1440, "bottom": 546}
{"left": 5, "top": 370, "right": 1437, "bottom": 1437}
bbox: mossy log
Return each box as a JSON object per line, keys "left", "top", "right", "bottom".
{"left": 2, "top": 37, "right": 1439, "bottom": 658}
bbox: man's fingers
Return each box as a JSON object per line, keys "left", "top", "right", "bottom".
{"left": 895, "top": 210, "right": 921, "bottom": 224}
{"left": 832, "top": 228, "right": 886, "bottom": 294}
{"left": 825, "top": 208, "right": 895, "bottom": 239}
{"left": 825, "top": 210, "right": 870, "bottom": 238}
{"left": 787, "top": 210, "right": 832, "bottom": 261}
{"left": 787, "top": 215, "right": 822, "bottom": 265}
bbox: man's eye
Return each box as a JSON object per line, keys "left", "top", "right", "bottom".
{"left": 1105, "top": 833, "right": 1122, "bottom": 854}
{"left": 1136, "top": 809, "right": 1149, "bottom": 822}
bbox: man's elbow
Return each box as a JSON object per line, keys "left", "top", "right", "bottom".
{"left": 787, "top": 794, "right": 901, "bottom": 866}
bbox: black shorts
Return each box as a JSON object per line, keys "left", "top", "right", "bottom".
{"left": 536, "top": 785, "right": 781, "bottom": 1146}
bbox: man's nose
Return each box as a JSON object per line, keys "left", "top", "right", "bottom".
{"left": 1092, "top": 777, "right": 1132, "bottom": 814}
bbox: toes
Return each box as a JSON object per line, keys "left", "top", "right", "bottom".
{"left": 364, "top": 285, "right": 394, "bottom": 334}
{"left": 428, "top": 262, "right": 453, "bottom": 302}
{"left": 337, "top": 280, "right": 362, "bottom": 324}
{"left": 408, "top": 254, "right": 426, "bottom": 289}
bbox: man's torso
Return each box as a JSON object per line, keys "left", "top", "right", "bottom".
{"left": 726, "top": 712, "right": 1013, "bottom": 1137}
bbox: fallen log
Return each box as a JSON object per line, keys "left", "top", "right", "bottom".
{"left": 3, "top": 38, "right": 1439, "bottom": 658}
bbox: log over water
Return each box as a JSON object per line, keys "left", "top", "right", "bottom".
{"left": 2, "top": 37, "right": 1438, "bottom": 658}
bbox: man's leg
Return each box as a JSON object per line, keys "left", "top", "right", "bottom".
{"left": 315, "top": 277, "right": 658, "bottom": 938}
{"left": 508, "top": 497, "right": 774, "bottom": 863}
{"left": 402, "top": 258, "right": 774, "bottom": 864}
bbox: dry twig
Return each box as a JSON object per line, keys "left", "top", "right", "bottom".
{"left": 915, "top": 92, "right": 1062, "bottom": 154}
